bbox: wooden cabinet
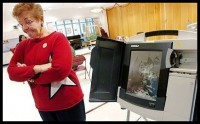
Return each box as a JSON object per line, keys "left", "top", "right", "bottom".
{"left": 107, "top": 3, "right": 197, "bottom": 40}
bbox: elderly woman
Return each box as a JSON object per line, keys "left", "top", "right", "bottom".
{"left": 7, "top": 3, "right": 86, "bottom": 121}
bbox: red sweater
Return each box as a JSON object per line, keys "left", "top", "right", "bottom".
{"left": 7, "top": 32, "right": 84, "bottom": 111}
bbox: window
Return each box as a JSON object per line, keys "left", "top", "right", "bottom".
{"left": 64, "top": 20, "right": 71, "bottom": 24}
{"left": 48, "top": 18, "right": 97, "bottom": 37}
{"left": 79, "top": 19, "right": 86, "bottom": 23}
{"left": 80, "top": 23, "right": 86, "bottom": 36}
{"left": 73, "top": 24, "right": 81, "bottom": 35}
{"left": 72, "top": 19, "right": 79, "bottom": 23}
{"left": 46, "top": 22, "right": 56, "bottom": 31}
{"left": 88, "top": 22, "right": 95, "bottom": 34}
{"left": 56, "top": 20, "right": 64, "bottom": 25}
{"left": 65, "top": 24, "right": 73, "bottom": 36}
{"left": 86, "top": 18, "right": 92, "bottom": 22}
{"left": 57, "top": 25, "right": 66, "bottom": 36}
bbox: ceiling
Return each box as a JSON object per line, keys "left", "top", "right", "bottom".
{"left": 3, "top": 3, "right": 128, "bottom": 32}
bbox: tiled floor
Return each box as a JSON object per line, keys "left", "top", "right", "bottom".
{"left": 3, "top": 46, "right": 151, "bottom": 121}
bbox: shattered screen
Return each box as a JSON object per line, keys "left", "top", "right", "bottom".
{"left": 126, "top": 51, "right": 162, "bottom": 101}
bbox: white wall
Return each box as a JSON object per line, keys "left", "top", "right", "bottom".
{"left": 3, "top": 29, "right": 27, "bottom": 40}
{"left": 3, "top": 4, "right": 27, "bottom": 40}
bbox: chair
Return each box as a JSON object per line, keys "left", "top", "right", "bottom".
{"left": 72, "top": 55, "right": 90, "bottom": 80}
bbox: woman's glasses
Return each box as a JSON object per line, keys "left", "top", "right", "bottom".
{"left": 18, "top": 19, "right": 34, "bottom": 28}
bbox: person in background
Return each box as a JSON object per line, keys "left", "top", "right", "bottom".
{"left": 10, "top": 34, "right": 27, "bottom": 53}
{"left": 17, "top": 34, "right": 27, "bottom": 48}
{"left": 19, "top": 34, "right": 27, "bottom": 42}
{"left": 7, "top": 3, "right": 86, "bottom": 121}
{"left": 100, "top": 27, "right": 108, "bottom": 38}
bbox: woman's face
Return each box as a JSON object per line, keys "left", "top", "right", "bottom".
{"left": 17, "top": 11, "right": 43, "bottom": 38}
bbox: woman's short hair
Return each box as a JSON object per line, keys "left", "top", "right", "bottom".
{"left": 12, "top": 3, "right": 43, "bottom": 21}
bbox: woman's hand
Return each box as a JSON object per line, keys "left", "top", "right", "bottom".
{"left": 16, "top": 62, "right": 52, "bottom": 82}
{"left": 17, "top": 62, "right": 27, "bottom": 67}
{"left": 33, "top": 63, "right": 52, "bottom": 74}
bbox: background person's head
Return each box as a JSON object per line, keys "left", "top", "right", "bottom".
{"left": 19, "top": 35, "right": 27, "bottom": 42}
{"left": 12, "top": 3, "right": 45, "bottom": 38}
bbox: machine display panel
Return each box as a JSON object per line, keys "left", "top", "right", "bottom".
{"left": 126, "top": 51, "right": 162, "bottom": 101}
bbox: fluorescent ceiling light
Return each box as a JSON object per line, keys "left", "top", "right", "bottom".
{"left": 91, "top": 8, "right": 103, "bottom": 13}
